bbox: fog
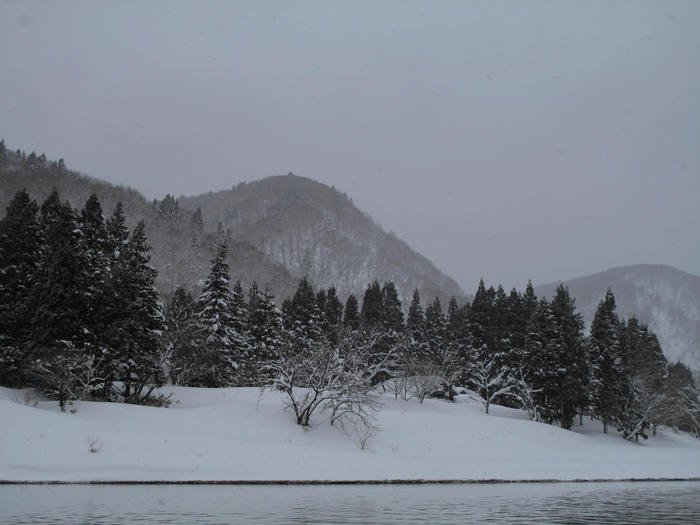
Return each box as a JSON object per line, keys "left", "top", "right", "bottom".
{"left": 1, "top": 0, "right": 698, "bottom": 292}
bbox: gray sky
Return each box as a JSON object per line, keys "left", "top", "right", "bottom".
{"left": 2, "top": 0, "right": 699, "bottom": 292}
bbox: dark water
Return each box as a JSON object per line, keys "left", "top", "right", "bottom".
{"left": 0, "top": 482, "right": 698, "bottom": 524}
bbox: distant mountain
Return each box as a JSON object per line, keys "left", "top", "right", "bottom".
{"left": 535, "top": 265, "right": 700, "bottom": 371}
{"left": 0, "top": 147, "right": 299, "bottom": 300}
{"left": 179, "top": 174, "right": 464, "bottom": 305}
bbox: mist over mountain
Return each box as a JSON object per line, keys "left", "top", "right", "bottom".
{"left": 0, "top": 147, "right": 299, "bottom": 300}
{"left": 535, "top": 265, "right": 700, "bottom": 371}
{"left": 179, "top": 174, "right": 464, "bottom": 305}
{"left": 1, "top": 147, "right": 461, "bottom": 305}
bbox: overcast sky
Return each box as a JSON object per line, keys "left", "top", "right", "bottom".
{"left": 1, "top": 0, "right": 699, "bottom": 292}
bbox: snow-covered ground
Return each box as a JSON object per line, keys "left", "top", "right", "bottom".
{"left": 2, "top": 386, "right": 700, "bottom": 482}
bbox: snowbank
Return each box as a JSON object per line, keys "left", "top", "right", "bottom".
{"left": 2, "top": 386, "right": 700, "bottom": 482}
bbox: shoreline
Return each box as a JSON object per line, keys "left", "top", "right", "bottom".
{"left": 2, "top": 477, "right": 700, "bottom": 485}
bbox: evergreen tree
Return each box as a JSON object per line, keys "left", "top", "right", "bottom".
{"left": 231, "top": 280, "right": 249, "bottom": 337}
{"left": 315, "top": 288, "right": 329, "bottom": 332}
{"left": 406, "top": 289, "right": 425, "bottom": 337}
{"left": 468, "top": 279, "right": 495, "bottom": 358}
{"left": 522, "top": 298, "right": 565, "bottom": 424}
{"left": 425, "top": 297, "right": 446, "bottom": 364}
{"left": 108, "top": 221, "right": 166, "bottom": 401}
{"left": 79, "top": 194, "right": 113, "bottom": 387}
{"left": 189, "top": 243, "right": 244, "bottom": 387}
{"left": 617, "top": 317, "right": 668, "bottom": 439}
{"left": 550, "top": 284, "right": 588, "bottom": 429}
{"left": 325, "top": 287, "right": 343, "bottom": 327}
{"left": 343, "top": 294, "right": 360, "bottom": 329}
{"left": 381, "top": 281, "right": 404, "bottom": 332}
{"left": 28, "top": 191, "right": 91, "bottom": 407}
{"left": 522, "top": 280, "right": 538, "bottom": 323}
{"left": 286, "top": 277, "right": 321, "bottom": 340}
{"left": 589, "top": 289, "right": 625, "bottom": 432}
{"left": 361, "top": 280, "right": 384, "bottom": 327}
{"left": 106, "top": 202, "right": 129, "bottom": 260}
{"left": 0, "top": 190, "right": 43, "bottom": 386}
{"left": 245, "top": 282, "right": 282, "bottom": 384}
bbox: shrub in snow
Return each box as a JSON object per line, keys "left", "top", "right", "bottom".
{"left": 262, "top": 332, "right": 380, "bottom": 428}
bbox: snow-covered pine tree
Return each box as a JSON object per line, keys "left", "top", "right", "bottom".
{"left": 617, "top": 317, "right": 668, "bottom": 440}
{"left": 96, "top": 201, "right": 132, "bottom": 397}
{"left": 325, "top": 287, "right": 343, "bottom": 328}
{"left": 286, "top": 277, "right": 322, "bottom": 342}
{"left": 79, "top": 194, "right": 113, "bottom": 396}
{"left": 425, "top": 296, "right": 446, "bottom": 364}
{"left": 343, "top": 294, "right": 360, "bottom": 330}
{"left": 244, "top": 282, "right": 282, "bottom": 385}
{"left": 381, "top": 281, "right": 404, "bottom": 333}
{"left": 406, "top": 288, "right": 425, "bottom": 337}
{"left": 361, "top": 280, "right": 384, "bottom": 328}
{"left": 0, "top": 190, "right": 43, "bottom": 386}
{"left": 315, "top": 288, "right": 330, "bottom": 334}
{"left": 550, "top": 284, "right": 588, "bottom": 429}
{"left": 589, "top": 289, "right": 626, "bottom": 433}
{"left": 522, "top": 280, "right": 538, "bottom": 325}
{"left": 189, "top": 243, "right": 245, "bottom": 387}
{"left": 106, "top": 202, "right": 130, "bottom": 261}
{"left": 468, "top": 279, "right": 496, "bottom": 359}
{"left": 108, "top": 220, "right": 166, "bottom": 402}
{"left": 29, "top": 190, "right": 92, "bottom": 408}
{"left": 522, "top": 298, "right": 565, "bottom": 424}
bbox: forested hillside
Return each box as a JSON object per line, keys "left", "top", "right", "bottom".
{"left": 179, "top": 174, "right": 464, "bottom": 306}
{"left": 0, "top": 142, "right": 298, "bottom": 299}
{"left": 536, "top": 265, "right": 700, "bottom": 371}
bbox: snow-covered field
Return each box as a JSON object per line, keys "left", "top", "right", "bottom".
{"left": 2, "top": 386, "right": 699, "bottom": 482}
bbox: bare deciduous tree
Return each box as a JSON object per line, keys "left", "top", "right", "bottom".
{"left": 469, "top": 355, "right": 514, "bottom": 414}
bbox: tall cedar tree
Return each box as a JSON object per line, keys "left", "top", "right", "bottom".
{"left": 361, "top": 280, "right": 384, "bottom": 327}
{"left": 381, "top": 281, "right": 404, "bottom": 332}
{"left": 425, "top": 297, "right": 446, "bottom": 365}
{"left": 79, "top": 194, "right": 112, "bottom": 374}
{"left": 0, "top": 190, "right": 43, "bottom": 385}
{"left": 325, "top": 287, "right": 344, "bottom": 328}
{"left": 523, "top": 298, "right": 566, "bottom": 423}
{"left": 589, "top": 289, "right": 625, "bottom": 432}
{"left": 468, "top": 279, "right": 496, "bottom": 358}
{"left": 406, "top": 289, "right": 425, "bottom": 337}
{"left": 550, "top": 284, "right": 588, "bottom": 429}
{"left": 246, "top": 282, "right": 282, "bottom": 383}
{"left": 108, "top": 221, "right": 166, "bottom": 401}
{"left": 287, "top": 278, "right": 321, "bottom": 339}
{"left": 343, "top": 294, "right": 360, "bottom": 329}
{"left": 191, "top": 243, "right": 245, "bottom": 387}
{"left": 29, "top": 191, "right": 91, "bottom": 406}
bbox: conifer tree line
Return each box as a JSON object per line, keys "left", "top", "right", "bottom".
{"left": 1, "top": 188, "right": 698, "bottom": 440}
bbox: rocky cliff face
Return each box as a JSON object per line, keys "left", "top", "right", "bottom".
{"left": 179, "top": 174, "right": 464, "bottom": 305}
{"left": 536, "top": 265, "right": 700, "bottom": 370}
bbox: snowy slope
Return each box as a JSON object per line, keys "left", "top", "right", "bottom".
{"left": 2, "top": 386, "right": 699, "bottom": 482}
{"left": 536, "top": 265, "right": 700, "bottom": 371}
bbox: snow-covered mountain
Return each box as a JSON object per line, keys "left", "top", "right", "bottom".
{"left": 535, "top": 265, "right": 700, "bottom": 371}
{"left": 179, "top": 174, "right": 464, "bottom": 305}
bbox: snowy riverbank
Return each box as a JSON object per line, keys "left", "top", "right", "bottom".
{"left": 2, "top": 386, "right": 700, "bottom": 482}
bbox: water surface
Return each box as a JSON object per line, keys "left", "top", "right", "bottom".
{"left": 1, "top": 481, "right": 698, "bottom": 524}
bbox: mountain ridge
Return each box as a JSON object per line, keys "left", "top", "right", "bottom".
{"left": 535, "top": 264, "right": 700, "bottom": 370}
{"left": 179, "top": 173, "right": 465, "bottom": 306}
